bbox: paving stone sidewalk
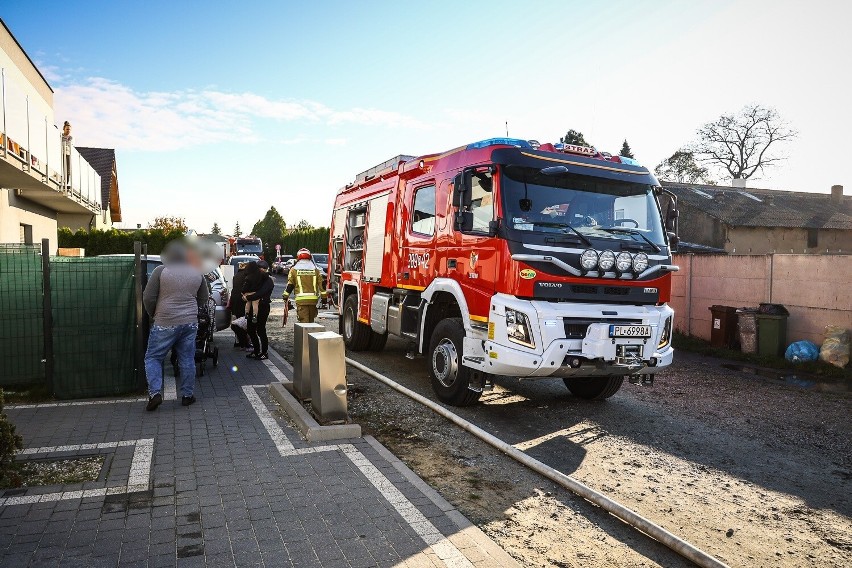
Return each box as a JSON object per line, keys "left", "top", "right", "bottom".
{"left": 1, "top": 335, "right": 517, "bottom": 567}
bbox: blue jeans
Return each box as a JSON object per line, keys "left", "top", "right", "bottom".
{"left": 145, "top": 323, "right": 198, "bottom": 398}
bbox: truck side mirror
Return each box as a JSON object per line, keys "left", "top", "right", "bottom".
{"left": 451, "top": 170, "right": 473, "bottom": 208}
{"left": 667, "top": 231, "right": 679, "bottom": 252}
{"left": 487, "top": 219, "right": 500, "bottom": 237}
{"left": 455, "top": 211, "right": 474, "bottom": 232}
{"left": 666, "top": 207, "right": 679, "bottom": 232}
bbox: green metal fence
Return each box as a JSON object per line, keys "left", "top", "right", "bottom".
{"left": 0, "top": 244, "right": 44, "bottom": 386}
{"left": 50, "top": 256, "right": 139, "bottom": 399}
{"left": 0, "top": 243, "right": 142, "bottom": 398}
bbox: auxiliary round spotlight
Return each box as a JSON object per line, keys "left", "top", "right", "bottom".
{"left": 616, "top": 251, "right": 633, "bottom": 272}
{"left": 633, "top": 252, "right": 649, "bottom": 273}
{"left": 580, "top": 249, "right": 599, "bottom": 271}
{"left": 598, "top": 250, "right": 616, "bottom": 271}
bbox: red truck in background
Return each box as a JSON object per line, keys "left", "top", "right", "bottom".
{"left": 329, "top": 138, "right": 680, "bottom": 406}
{"left": 226, "top": 236, "right": 264, "bottom": 260}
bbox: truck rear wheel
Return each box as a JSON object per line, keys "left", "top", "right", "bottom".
{"left": 428, "top": 318, "right": 482, "bottom": 406}
{"left": 341, "top": 294, "right": 371, "bottom": 351}
{"left": 563, "top": 376, "right": 624, "bottom": 400}
{"left": 368, "top": 331, "right": 388, "bottom": 352}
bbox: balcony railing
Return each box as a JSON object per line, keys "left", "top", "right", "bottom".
{"left": 1, "top": 68, "right": 101, "bottom": 213}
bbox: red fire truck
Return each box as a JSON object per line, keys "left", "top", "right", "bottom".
{"left": 329, "top": 138, "right": 679, "bottom": 406}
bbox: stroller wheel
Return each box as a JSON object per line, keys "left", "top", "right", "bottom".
{"left": 212, "top": 347, "right": 219, "bottom": 367}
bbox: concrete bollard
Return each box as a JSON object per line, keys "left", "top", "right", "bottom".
{"left": 293, "top": 322, "right": 325, "bottom": 400}
{"left": 308, "top": 331, "right": 348, "bottom": 423}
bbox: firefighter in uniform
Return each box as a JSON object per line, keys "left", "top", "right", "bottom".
{"left": 282, "top": 248, "right": 327, "bottom": 324}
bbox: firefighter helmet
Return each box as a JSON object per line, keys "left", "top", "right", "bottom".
{"left": 297, "top": 248, "right": 312, "bottom": 260}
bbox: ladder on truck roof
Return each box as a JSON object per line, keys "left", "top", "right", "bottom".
{"left": 354, "top": 154, "right": 414, "bottom": 183}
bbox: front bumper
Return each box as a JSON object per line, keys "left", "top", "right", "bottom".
{"left": 480, "top": 294, "right": 674, "bottom": 378}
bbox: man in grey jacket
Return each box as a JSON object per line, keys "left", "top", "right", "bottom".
{"left": 143, "top": 242, "right": 208, "bottom": 410}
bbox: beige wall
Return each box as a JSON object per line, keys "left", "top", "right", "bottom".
{"left": 0, "top": 23, "right": 53, "bottom": 117}
{"left": 0, "top": 188, "right": 57, "bottom": 251}
{"left": 727, "top": 227, "right": 852, "bottom": 255}
{"left": 670, "top": 253, "right": 851, "bottom": 345}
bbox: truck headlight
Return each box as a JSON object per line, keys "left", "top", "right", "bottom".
{"left": 658, "top": 315, "right": 672, "bottom": 349}
{"left": 616, "top": 252, "right": 633, "bottom": 272}
{"left": 580, "top": 249, "right": 599, "bottom": 271}
{"left": 506, "top": 308, "right": 535, "bottom": 348}
{"left": 633, "top": 252, "right": 649, "bottom": 273}
{"left": 598, "top": 250, "right": 616, "bottom": 271}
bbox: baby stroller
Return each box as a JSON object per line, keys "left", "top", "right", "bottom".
{"left": 171, "top": 296, "right": 219, "bottom": 377}
{"left": 195, "top": 296, "right": 219, "bottom": 375}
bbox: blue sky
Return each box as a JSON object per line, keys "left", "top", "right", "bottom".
{"left": 4, "top": 1, "right": 850, "bottom": 234}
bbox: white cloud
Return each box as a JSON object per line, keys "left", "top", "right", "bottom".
{"left": 53, "top": 77, "right": 428, "bottom": 151}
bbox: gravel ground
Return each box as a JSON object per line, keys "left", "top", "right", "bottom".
{"left": 3, "top": 456, "right": 105, "bottom": 488}
{"left": 264, "top": 297, "right": 851, "bottom": 568}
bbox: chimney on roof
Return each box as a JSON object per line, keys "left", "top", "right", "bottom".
{"left": 731, "top": 178, "right": 747, "bottom": 188}
{"left": 831, "top": 184, "right": 844, "bottom": 204}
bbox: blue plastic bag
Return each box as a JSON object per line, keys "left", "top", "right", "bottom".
{"left": 785, "top": 341, "right": 820, "bottom": 363}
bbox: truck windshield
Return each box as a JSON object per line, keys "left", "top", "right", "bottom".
{"left": 500, "top": 165, "right": 666, "bottom": 247}
{"left": 237, "top": 241, "right": 262, "bottom": 254}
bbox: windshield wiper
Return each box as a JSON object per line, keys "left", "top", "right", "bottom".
{"left": 530, "top": 221, "right": 593, "bottom": 247}
{"left": 597, "top": 227, "right": 661, "bottom": 252}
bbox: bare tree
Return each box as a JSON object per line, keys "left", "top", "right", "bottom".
{"left": 655, "top": 149, "right": 712, "bottom": 184}
{"left": 692, "top": 104, "right": 795, "bottom": 180}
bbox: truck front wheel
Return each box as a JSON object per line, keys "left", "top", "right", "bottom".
{"left": 341, "top": 294, "right": 371, "bottom": 351}
{"left": 563, "top": 376, "right": 624, "bottom": 400}
{"left": 428, "top": 318, "right": 482, "bottom": 406}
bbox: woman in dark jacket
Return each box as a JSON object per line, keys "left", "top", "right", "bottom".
{"left": 243, "top": 261, "right": 274, "bottom": 360}
{"left": 229, "top": 262, "right": 252, "bottom": 350}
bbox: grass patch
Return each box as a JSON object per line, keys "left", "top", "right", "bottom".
{"left": 673, "top": 332, "right": 851, "bottom": 380}
{"left": 1, "top": 456, "right": 105, "bottom": 489}
{"left": 2, "top": 384, "right": 54, "bottom": 405}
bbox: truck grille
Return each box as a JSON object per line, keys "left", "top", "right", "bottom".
{"left": 563, "top": 318, "right": 642, "bottom": 339}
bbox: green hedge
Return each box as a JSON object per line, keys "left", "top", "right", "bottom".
{"left": 279, "top": 228, "right": 330, "bottom": 257}
{"left": 58, "top": 228, "right": 184, "bottom": 257}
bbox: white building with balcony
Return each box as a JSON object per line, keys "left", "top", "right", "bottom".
{"left": 0, "top": 19, "right": 115, "bottom": 251}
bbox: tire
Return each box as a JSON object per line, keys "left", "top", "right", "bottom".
{"left": 341, "top": 294, "right": 371, "bottom": 351}
{"left": 368, "top": 330, "right": 388, "bottom": 352}
{"left": 563, "top": 376, "right": 624, "bottom": 400}
{"left": 428, "top": 318, "right": 482, "bottom": 406}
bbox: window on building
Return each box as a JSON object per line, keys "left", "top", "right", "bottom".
{"left": 807, "top": 228, "right": 819, "bottom": 248}
{"left": 411, "top": 185, "right": 436, "bottom": 235}
{"left": 19, "top": 224, "right": 33, "bottom": 244}
{"left": 469, "top": 172, "right": 494, "bottom": 232}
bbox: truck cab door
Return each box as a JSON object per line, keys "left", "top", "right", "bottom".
{"left": 402, "top": 182, "right": 437, "bottom": 289}
{"left": 451, "top": 169, "right": 498, "bottom": 321}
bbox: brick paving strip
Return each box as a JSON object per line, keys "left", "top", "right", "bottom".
{"left": 1, "top": 335, "right": 517, "bottom": 568}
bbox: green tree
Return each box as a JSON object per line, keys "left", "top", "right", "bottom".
{"left": 655, "top": 149, "right": 712, "bottom": 184}
{"left": 251, "top": 206, "right": 288, "bottom": 259}
{"left": 619, "top": 140, "right": 635, "bottom": 159}
{"left": 295, "top": 219, "right": 313, "bottom": 231}
{"left": 559, "top": 129, "right": 592, "bottom": 147}
{"left": 281, "top": 227, "right": 331, "bottom": 256}
{"left": 57, "top": 227, "right": 184, "bottom": 256}
{"left": 234, "top": 222, "right": 242, "bottom": 237}
{"left": 211, "top": 222, "right": 222, "bottom": 235}
{"left": 148, "top": 216, "right": 188, "bottom": 233}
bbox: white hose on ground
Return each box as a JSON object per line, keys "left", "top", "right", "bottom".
{"left": 345, "top": 357, "right": 730, "bottom": 568}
